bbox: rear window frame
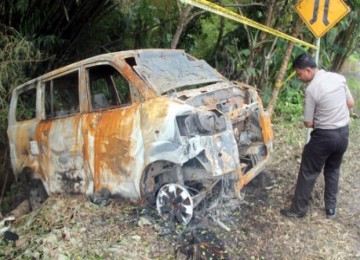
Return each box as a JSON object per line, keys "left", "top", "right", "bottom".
{"left": 15, "top": 83, "right": 38, "bottom": 122}
{"left": 41, "top": 69, "right": 81, "bottom": 120}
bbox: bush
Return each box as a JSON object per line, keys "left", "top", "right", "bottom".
{"left": 346, "top": 76, "right": 360, "bottom": 116}
{"left": 273, "top": 81, "right": 304, "bottom": 123}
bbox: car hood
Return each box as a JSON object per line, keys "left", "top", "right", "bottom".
{"left": 172, "top": 81, "right": 257, "bottom": 114}
{"left": 132, "top": 50, "right": 225, "bottom": 94}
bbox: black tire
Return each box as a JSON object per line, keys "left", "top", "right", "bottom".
{"left": 28, "top": 179, "right": 48, "bottom": 211}
{"left": 18, "top": 171, "right": 48, "bottom": 211}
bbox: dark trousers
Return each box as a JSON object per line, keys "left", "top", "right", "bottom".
{"left": 291, "top": 125, "right": 349, "bottom": 214}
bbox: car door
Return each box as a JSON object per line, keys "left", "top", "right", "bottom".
{"left": 82, "top": 63, "right": 143, "bottom": 198}
{"left": 35, "top": 70, "right": 90, "bottom": 194}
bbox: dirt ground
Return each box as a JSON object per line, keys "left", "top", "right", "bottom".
{"left": 1, "top": 99, "right": 360, "bottom": 259}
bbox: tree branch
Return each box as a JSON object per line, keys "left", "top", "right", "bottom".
{"left": 184, "top": 10, "right": 206, "bottom": 27}
{"left": 224, "top": 3, "right": 266, "bottom": 7}
{"left": 267, "top": 18, "right": 303, "bottom": 116}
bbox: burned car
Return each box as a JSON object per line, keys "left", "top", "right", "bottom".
{"left": 8, "top": 49, "right": 273, "bottom": 223}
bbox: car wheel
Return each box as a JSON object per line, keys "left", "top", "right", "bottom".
{"left": 27, "top": 179, "right": 48, "bottom": 211}
{"left": 156, "top": 183, "right": 193, "bottom": 224}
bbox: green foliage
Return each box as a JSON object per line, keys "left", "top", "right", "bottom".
{"left": 273, "top": 79, "right": 304, "bottom": 123}
{"left": 1, "top": 0, "right": 118, "bottom": 72}
{"left": 0, "top": 27, "right": 41, "bottom": 97}
{"left": 320, "top": 3, "right": 360, "bottom": 71}
{"left": 347, "top": 76, "right": 360, "bottom": 114}
{"left": 0, "top": 28, "right": 43, "bottom": 188}
{"left": 0, "top": 183, "right": 20, "bottom": 214}
{"left": 0, "top": 31, "right": 35, "bottom": 197}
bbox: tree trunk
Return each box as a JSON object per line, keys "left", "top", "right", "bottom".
{"left": 211, "top": 16, "right": 225, "bottom": 57}
{"left": 237, "top": 7, "right": 254, "bottom": 84}
{"left": 331, "top": 19, "right": 357, "bottom": 72}
{"left": 266, "top": 18, "right": 302, "bottom": 116}
{"left": 171, "top": 5, "right": 193, "bottom": 49}
{"left": 257, "top": 37, "right": 278, "bottom": 89}
{"left": 259, "top": 0, "right": 276, "bottom": 42}
{"left": 255, "top": 0, "right": 277, "bottom": 89}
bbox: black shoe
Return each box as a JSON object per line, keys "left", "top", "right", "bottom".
{"left": 280, "top": 208, "right": 306, "bottom": 219}
{"left": 326, "top": 208, "right": 336, "bottom": 219}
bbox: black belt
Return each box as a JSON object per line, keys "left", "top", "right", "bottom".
{"left": 315, "top": 125, "right": 348, "bottom": 132}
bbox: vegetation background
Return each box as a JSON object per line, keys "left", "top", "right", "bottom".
{"left": 1, "top": 0, "right": 360, "bottom": 212}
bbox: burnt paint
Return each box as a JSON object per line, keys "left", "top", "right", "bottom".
{"left": 9, "top": 50, "right": 274, "bottom": 202}
{"left": 85, "top": 105, "right": 141, "bottom": 193}
{"left": 57, "top": 170, "right": 84, "bottom": 193}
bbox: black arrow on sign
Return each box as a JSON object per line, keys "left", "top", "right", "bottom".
{"left": 323, "top": 0, "right": 330, "bottom": 25}
{"left": 309, "top": 0, "right": 330, "bottom": 26}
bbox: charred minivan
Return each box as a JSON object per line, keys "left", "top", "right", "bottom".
{"left": 8, "top": 49, "right": 272, "bottom": 223}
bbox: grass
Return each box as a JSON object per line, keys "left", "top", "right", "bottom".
{"left": 347, "top": 75, "right": 360, "bottom": 115}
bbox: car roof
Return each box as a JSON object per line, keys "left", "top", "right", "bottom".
{"left": 14, "top": 49, "right": 186, "bottom": 91}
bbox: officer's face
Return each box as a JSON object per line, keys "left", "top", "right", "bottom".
{"left": 295, "top": 68, "right": 315, "bottom": 83}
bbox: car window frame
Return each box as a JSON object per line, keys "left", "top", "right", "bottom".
{"left": 14, "top": 83, "right": 39, "bottom": 123}
{"left": 41, "top": 69, "right": 81, "bottom": 120}
{"left": 84, "top": 62, "right": 132, "bottom": 112}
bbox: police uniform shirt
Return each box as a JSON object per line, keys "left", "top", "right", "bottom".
{"left": 304, "top": 69, "right": 353, "bottom": 129}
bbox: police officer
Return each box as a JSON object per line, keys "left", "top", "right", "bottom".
{"left": 280, "top": 52, "right": 355, "bottom": 219}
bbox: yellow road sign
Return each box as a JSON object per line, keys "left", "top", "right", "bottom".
{"left": 296, "top": 0, "right": 350, "bottom": 38}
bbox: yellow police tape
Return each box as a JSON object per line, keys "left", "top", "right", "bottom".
{"left": 276, "top": 71, "right": 297, "bottom": 89}
{"left": 179, "top": 0, "right": 317, "bottom": 50}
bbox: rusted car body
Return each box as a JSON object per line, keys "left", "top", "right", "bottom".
{"left": 8, "top": 49, "right": 272, "bottom": 223}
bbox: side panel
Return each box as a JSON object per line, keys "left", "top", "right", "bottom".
{"left": 8, "top": 120, "right": 41, "bottom": 178}
{"left": 82, "top": 105, "right": 144, "bottom": 198}
{"left": 35, "top": 115, "right": 90, "bottom": 194}
{"left": 140, "top": 97, "right": 185, "bottom": 166}
{"left": 7, "top": 82, "right": 42, "bottom": 179}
